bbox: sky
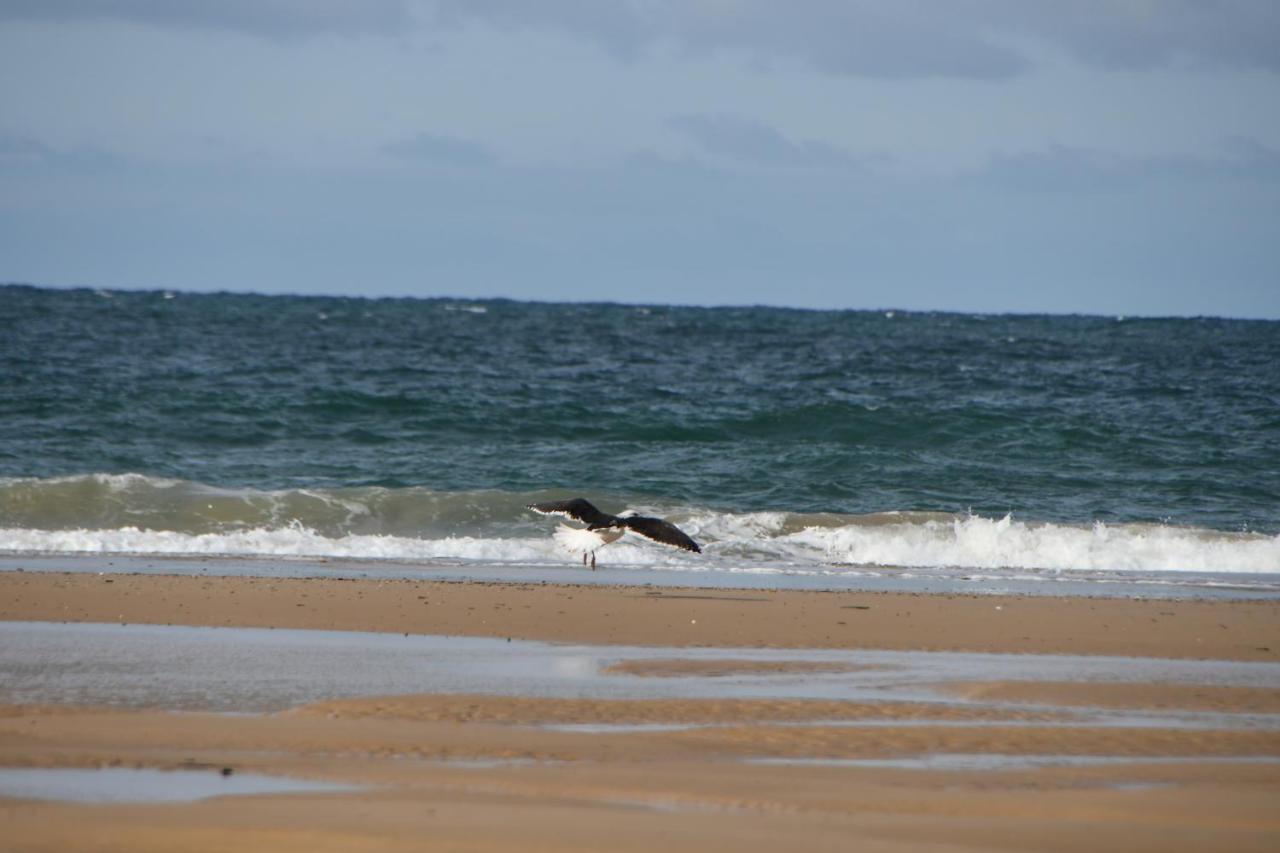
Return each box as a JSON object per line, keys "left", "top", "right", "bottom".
{"left": 1, "top": 1, "right": 1278, "bottom": 317}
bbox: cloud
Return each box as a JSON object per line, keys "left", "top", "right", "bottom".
{"left": 423, "top": 0, "right": 1280, "bottom": 77}
{"left": 988, "top": 0, "right": 1280, "bottom": 72}
{"left": 667, "top": 114, "right": 870, "bottom": 170}
{"left": 0, "top": 0, "right": 414, "bottom": 38}
{"left": 0, "top": 134, "right": 50, "bottom": 166}
{"left": 3, "top": 131, "right": 1277, "bottom": 317}
{"left": 426, "top": 0, "right": 1029, "bottom": 78}
{"left": 382, "top": 132, "right": 496, "bottom": 168}
{"left": 0, "top": 134, "right": 126, "bottom": 172}
{"left": 980, "top": 140, "right": 1280, "bottom": 192}
{"left": 7, "top": 2, "right": 1277, "bottom": 74}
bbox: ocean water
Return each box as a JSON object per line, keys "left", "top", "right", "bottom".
{"left": 1, "top": 284, "right": 1278, "bottom": 585}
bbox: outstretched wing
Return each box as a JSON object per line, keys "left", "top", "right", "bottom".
{"left": 527, "top": 498, "right": 614, "bottom": 527}
{"left": 620, "top": 515, "right": 702, "bottom": 553}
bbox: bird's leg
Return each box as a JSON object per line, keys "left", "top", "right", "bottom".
{"left": 591, "top": 552, "right": 597, "bottom": 570}
{"left": 582, "top": 552, "right": 588, "bottom": 566}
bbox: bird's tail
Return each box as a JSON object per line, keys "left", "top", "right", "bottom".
{"left": 553, "top": 524, "right": 603, "bottom": 555}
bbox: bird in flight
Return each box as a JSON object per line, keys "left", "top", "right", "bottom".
{"left": 527, "top": 497, "right": 701, "bottom": 569}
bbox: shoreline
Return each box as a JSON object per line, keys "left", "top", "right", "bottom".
{"left": 4, "top": 553, "right": 1277, "bottom": 601}
{"left": 2, "top": 570, "right": 1277, "bottom": 660}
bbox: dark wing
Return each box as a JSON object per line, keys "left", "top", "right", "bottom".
{"left": 619, "top": 515, "right": 701, "bottom": 553}
{"left": 527, "top": 498, "right": 614, "bottom": 527}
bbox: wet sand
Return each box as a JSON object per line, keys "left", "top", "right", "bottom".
{"left": 1, "top": 569, "right": 1278, "bottom": 851}
{"left": 2, "top": 698, "right": 1278, "bottom": 852}
{"left": 2, "top": 571, "right": 1278, "bottom": 659}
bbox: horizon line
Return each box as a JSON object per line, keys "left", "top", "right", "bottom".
{"left": 3, "top": 280, "right": 1277, "bottom": 323}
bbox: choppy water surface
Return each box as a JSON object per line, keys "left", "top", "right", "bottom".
{"left": 1, "top": 285, "right": 1277, "bottom": 583}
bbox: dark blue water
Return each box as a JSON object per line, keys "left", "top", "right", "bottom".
{"left": 4, "top": 284, "right": 1276, "bottom": 527}
{"left": 1, "top": 284, "right": 1277, "bottom": 578}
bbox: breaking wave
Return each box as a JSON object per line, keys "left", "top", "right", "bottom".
{"left": 1, "top": 474, "right": 1277, "bottom": 575}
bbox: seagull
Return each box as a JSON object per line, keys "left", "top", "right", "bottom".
{"left": 527, "top": 497, "right": 701, "bottom": 569}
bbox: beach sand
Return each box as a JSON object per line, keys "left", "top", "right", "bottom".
{"left": 3, "top": 571, "right": 1277, "bottom": 659}
{"left": 2, "top": 569, "right": 1278, "bottom": 851}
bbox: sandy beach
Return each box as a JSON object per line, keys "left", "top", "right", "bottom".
{"left": 2, "top": 569, "right": 1279, "bottom": 851}
{"left": 3, "top": 570, "right": 1277, "bottom": 659}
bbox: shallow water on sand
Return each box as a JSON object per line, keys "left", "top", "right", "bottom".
{"left": 2, "top": 622, "right": 1276, "bottom": 725}
{"left": 0, "top": 767, "right": 359, "bottom": 803}
{"left": 746, "top": 755, "right": 1280, "bottom": 772}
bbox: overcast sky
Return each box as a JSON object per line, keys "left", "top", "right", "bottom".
{"left": 2, "top": 1, "right": 1278, "bottom": 316}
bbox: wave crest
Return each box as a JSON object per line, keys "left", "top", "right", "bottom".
{"left": 0, "top": 474, "right": 1276, "bottom": 574}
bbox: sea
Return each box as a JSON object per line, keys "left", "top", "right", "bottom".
{"left": 2, "top": 284, "right": 1278, "bottom": 595}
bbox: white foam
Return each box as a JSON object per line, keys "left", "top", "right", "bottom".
{"left": 0, "top": 526, "right": 545, "bottom": 562}
{"left": 0, "top": 526, "right": 698, "bottom": 566}
{"left": 788, "top": 515, "right": 1280, "bottom": 574}
{"left": 0, "top": 513, "right": 1277, "bottom": 575}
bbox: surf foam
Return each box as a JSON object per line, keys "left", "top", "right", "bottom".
{"left": 790, "top": 514, "right": 1280, "bottom": 574}
{"left": 1, "top": 474, "right": 1276, "bottom": 574}
{"left": 0, "top": 513, "right": 1276, "bottom": 574}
